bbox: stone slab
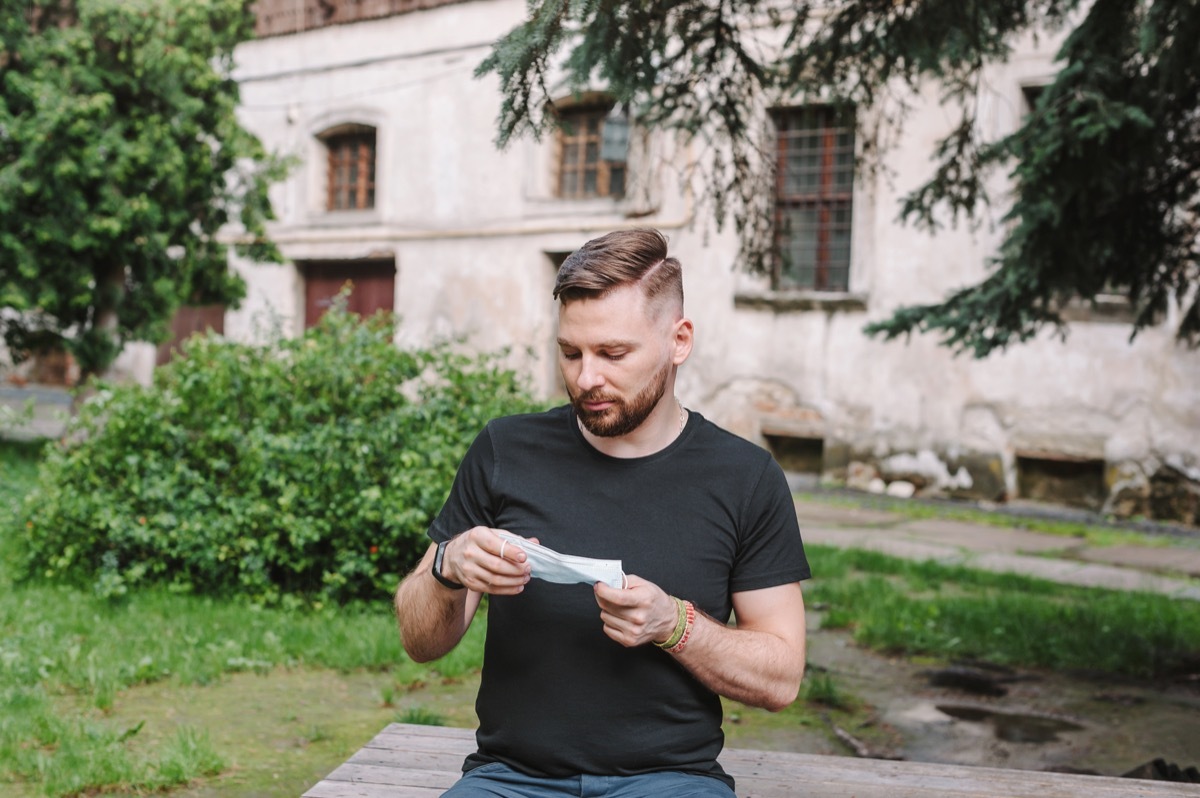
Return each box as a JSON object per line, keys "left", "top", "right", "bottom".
{"left": 897, "top": 518, "right": 1084, "bottom": 555}
{"left": 802, "top": 525, "right": 1200, "bottom": 601}
{"left": 793, "top": 501, "right": 903, "bottom": 528}
{"left": 1075, "top": 545, "right": 1200, "bottom": 579}
{"left": 0, "top": 385, "right": 71, "bottom": 440}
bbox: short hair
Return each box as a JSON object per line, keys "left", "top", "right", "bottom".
{"left": 553, "top": 228, "right": 683, "bottom": 311}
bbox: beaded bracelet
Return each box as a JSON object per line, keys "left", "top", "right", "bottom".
{"left": 655, "top": 598, "right": 695, "bottom": 654}
{"left": 664, "top": 601, "right": 695, "bottom": 654}
{"left": 655, "top": 597, "right": 688, "bottom": 650}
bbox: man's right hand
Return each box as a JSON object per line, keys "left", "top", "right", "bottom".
{"left": 442, "top": 527, "right": 536, "bottom": 595}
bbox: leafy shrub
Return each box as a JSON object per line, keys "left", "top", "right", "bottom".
{"left": 8, "top": 304, "right": 545, "bottom": 605}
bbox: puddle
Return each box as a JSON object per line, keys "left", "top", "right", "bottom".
{"left": 936, "top": 703, "right": 1085, "bottom": 743}
{"left": 748, "top": 625, "right": 1200, "bottom": 776}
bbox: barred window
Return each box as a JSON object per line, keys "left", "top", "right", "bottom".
{"left": 772, "top": 106, "right": 855, "bottom": 291}
{"left": 323, "top": 125, "right": 376, "bottom": 211}
{"left": 557, "top": 106, "right": 625, "bottom": 200}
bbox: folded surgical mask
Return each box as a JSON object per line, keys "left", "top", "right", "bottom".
{"left": 496, "top": 531, "right": 626, "bottom": 589}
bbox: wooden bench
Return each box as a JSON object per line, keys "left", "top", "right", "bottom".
{"left": 303, "top": 723, "right": 1200, "bottom": 797}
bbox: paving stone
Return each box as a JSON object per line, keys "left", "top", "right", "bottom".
{"left": 802, "top": 524, "right": 1200, "bottom": 601}
{"left": 1075, "top": 545, "right": 1200, "bottom": 579}
{"left": 794, "top": 501, "right": 902, "bottom": 528}
{"left": 898, "top": 518, "right": 1082, "bottom": 555}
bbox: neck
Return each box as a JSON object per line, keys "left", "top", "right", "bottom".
{"left": 579, "top": 395, "right": 687, "bottom": 459}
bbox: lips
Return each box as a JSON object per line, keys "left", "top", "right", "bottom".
{"left": 577, "top": 391, "right": 619, "bottom": 413}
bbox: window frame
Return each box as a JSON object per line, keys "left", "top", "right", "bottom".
{"left": 770, "top": 104, "right": 856, "bottom": 293}
{"left": 321, "top": 124, "right": 377, "bottom": 212}
{"left": 555, "top": 102, "right": 626, "bottom": 201}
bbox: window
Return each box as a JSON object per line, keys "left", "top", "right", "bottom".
{"left": 322, "top": 125, "right": 376, "bottom": 211}
{"left": 557, "top": 105, "right": 626, "bottom": 199}
{"left": 1021, "top": 84, "right": 1047, "bottom": 116}
{"left": 772, "top": 106, "right": 855, "bottom": 291}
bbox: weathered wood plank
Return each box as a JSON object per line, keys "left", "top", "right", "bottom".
{"left": 304, "top": 781, "right": 443, "bottom": 798}
{"left": 347, "top": 748, "right": 467, "bottom": 771}
{"left": 303, "top": 723, "right": 1200, "bottom": 798}
{"left": 321, "top": 763, "right": 458, "bottom": 790}
{"left": 719, "top": 747, "right": 1199, "bottom": 796}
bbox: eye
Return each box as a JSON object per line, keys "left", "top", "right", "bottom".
{"left": 560, "top": 351, "right": 581, "bottom": 361}
{"left": 603, "top": 352, "right": 626, "bottom": 361}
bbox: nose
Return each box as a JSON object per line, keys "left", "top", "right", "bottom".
{"left": 575, "top": 354, "right": 605, "bottom": 393}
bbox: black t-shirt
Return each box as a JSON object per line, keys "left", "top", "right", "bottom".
{"left": 429, "top": 405, "right": 810, "bottom": 786}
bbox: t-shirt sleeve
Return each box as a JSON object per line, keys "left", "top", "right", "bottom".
{"left": 427, "top": 424, "right": 498, "bottom": 543}
{"left": 729, "top": 457, "right": 811, "bottom": 592}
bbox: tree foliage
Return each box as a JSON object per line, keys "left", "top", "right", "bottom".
{"left": 478, "top": 0, "right": 1200, "bottom": 356}
{"left": 0, "top": 0, "right": 285, "bottom": 380}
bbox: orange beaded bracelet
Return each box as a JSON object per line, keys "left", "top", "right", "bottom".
{"left": 663, "top": 600, "right": 695, "bottom": 654}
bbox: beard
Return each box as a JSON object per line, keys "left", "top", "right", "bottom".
{"left": 570, "top": 360, "right": 671, "bottom": 438}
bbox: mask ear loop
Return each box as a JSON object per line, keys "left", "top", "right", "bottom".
{"left": 621, "top": 572, "right": 629, "bottom": 590}
{"left": 498, "top": 540, "right": 508, "bottom": 561}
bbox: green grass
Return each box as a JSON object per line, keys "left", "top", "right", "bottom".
{"left": 806, "top": 544, "right": 1200, "bottom": 679}
{"left": 0, "top": 580, "right": 487, "bottom": 796}
{"left": 0, "top": 439, "right": 43, "bottom": 517}
{"left": 0, "top": 439, "right": 484, "bottom": 796}
{"left": 398, "top": 706, "right": 448, "bottom": 726}
{"left": 799, "top": 671, "right": 854, "bottom": 710}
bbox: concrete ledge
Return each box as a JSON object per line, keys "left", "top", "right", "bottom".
{"left": 0, "top": 384, "right": 71, "bottom": 440}
{"left": 302, "top": 723, "right": 1200, "bottom": 797}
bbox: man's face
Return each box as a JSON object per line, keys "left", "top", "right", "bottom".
{"left": 557, "top": 285, "right": 676, "bottom": 438}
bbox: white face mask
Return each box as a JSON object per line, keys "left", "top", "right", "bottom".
{"left": 496, "top": 531, "right": 626, "bottom": 589}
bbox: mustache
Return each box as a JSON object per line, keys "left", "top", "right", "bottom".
{"left": 574, "top": 389, "right": 621, "bottom": 405}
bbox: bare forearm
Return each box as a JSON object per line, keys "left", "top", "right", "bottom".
{"left": 673, "top": 615, "right": 805, "bottom": 711}
{"left": 594, "top": 580, "right": 806, "bottom": 710}
{"left": 393, "top": 548, "right": 477, "bottom": 663}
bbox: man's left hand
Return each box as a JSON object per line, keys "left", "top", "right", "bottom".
{"left": 594, "top": 576, "right": 679, "bottom": 648}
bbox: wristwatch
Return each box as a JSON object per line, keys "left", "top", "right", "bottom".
{"left": 432, "top": 539, "right": 465, "bottom": 590}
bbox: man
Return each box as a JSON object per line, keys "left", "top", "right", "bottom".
{"left": 394, "top": 228, "right": 809, "bottom": 797}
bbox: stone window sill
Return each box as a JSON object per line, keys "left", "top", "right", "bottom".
{"left": 734, "top": 290, "right": 868, "bottom": 313}
{"left": 308, "top": 209, "right": 383, "bottom": 228}
{"left": 1058, "top": 294, "right": 1135, "bottom": 325}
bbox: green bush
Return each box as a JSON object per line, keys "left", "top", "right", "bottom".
{"left": 8, "top": 304, "right": 545, "bottom": 605}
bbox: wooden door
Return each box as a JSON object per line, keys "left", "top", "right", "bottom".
{"left": 156, "top": 304, "right": 226, "bottom": 365}
{"left": 302, "top": 259, "right": 396, "bottom": 327}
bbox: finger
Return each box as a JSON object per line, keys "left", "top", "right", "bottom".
{"left": 460, "top": 554, "right": 531, "bottom": 594}
{"left": 595, "top": 578, "right": 647, "bottom": 607}
{"left": 453, "top": 529, "right": 532, "bottom": 591}
{"left": 488, "top": 530, "right": 529, "bottom": 564}
{"left": 599, "top": 613, "right": 650, "bottom": 648}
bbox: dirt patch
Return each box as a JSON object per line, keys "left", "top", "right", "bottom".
{"left": 791, "top": 621, "right": 1200, "bottom": 778}
{"left": 45, "top": 668, "right": 482, "bottom": 798}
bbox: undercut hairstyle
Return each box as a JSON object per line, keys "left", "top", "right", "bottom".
{"left": 553, "top": 228, "right": 683, "bottom": 312}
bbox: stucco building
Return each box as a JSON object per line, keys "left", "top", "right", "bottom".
{"left": 104, "top": 1, "right": 1200, "bottom": 520}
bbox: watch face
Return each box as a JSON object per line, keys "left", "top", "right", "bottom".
{"left": 435, "top": 541, "right": 448, "bottom": 575}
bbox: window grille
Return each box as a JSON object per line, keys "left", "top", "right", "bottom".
{"left": 324, "top": 127, "right": 376, "bottom": 211}
{"left": 557, "top": 106, "right": 626, "bottom": 200}
{"left": 772, "top": 106, "right": 855, "bottom": 292}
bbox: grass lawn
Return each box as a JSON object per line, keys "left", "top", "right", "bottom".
{"left": 0, "top": 440, "right": 483, "bottom": 796}
{"left": 3, "top": 439, "right": 1199, "bottom": 796}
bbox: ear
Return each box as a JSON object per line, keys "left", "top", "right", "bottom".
{"left": 670, "top": 317, "right": 694, "bottom": 365}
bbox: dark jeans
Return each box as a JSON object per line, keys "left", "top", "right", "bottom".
{"left": 441, "top": 762, "right": 737, "bottom": 797}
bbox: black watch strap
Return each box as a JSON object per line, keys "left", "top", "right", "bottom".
{"left": 432, "top": 539, "right": 465, "bottom": 590}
